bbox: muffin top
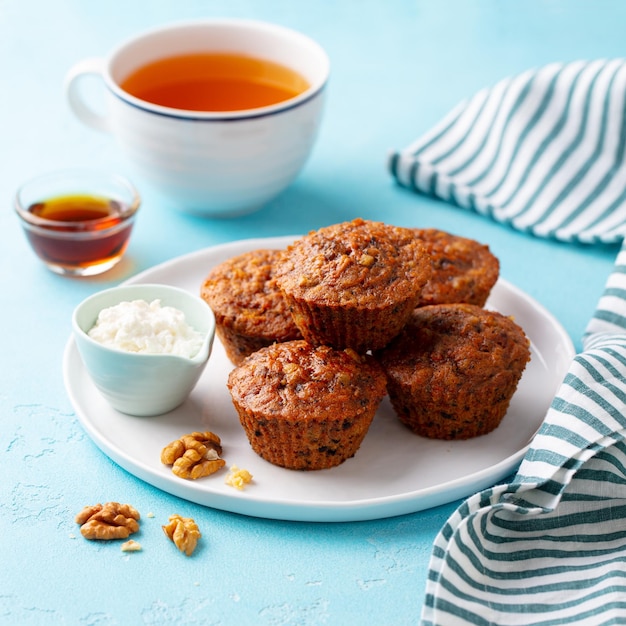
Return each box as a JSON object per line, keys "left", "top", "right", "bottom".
{"left": 200, "top": 249, "right": 300, "bottom": 340}
{"left": 377, "top": 303, "right": 530, "bottom": 389}
{"left": 276, "top": 219, "right": 432, "bottom": 308}
{"left": 227, "top": 340, "right": 387, "bottom": 420}
{"left": 412, "top": 228, "right": 500, "bottom": 306}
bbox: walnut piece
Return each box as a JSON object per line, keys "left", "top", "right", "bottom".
{"left": 75, "top": 502, "right": 140, "bottom": 540}
{"left": 162, "top": 514, "right": 201, "bottom": 556}
{"left": 161, "top": 431, "right": 226, "bottom": 480}
{"left": 121, "top": 539, "right": 142, "bottom": 552}
{"left": 358, "top": 253, "right": 375, "bottom": 267}
{"left": 225, "top": 465, "right": 253, "bottom": 491}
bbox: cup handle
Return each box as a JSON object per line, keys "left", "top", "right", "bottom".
{"left": 65, "top": 58, "right": 112, "bottom": 133}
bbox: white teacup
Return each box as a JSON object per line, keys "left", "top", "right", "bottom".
{"left": 65, "top": 19, "right": 330, "bottom": 217}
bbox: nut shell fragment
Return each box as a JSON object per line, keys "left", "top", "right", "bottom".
{"left": 75, "top": 502, "right": 140, "bottom": 540}
{"left": 162, "top": 514, "right": 201, "bottom": 556}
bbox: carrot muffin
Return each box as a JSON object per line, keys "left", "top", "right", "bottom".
{"left": 375, "top": 303, "right": 530, "bottom": 440}
{"left": 200, "top": 249, "right": 302, "bottom": 365}
{"left": 227, "top": 340, "right": 387, "bottom": 470}
{"left": 413, "top": 228, "right": 499, "bottom": 307}
{"left": 276, "top": 219, "right": 432, "bottom": 353}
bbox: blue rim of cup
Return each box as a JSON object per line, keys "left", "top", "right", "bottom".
{"left": 108, "top": 81, "right": 329, "bottom": 123}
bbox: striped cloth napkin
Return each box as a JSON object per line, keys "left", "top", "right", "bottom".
{"left": 389, "top": 59, "right": 626, "bottom": 244}
{"left": 387, "top": 60, "right": 626, "bottom": 624}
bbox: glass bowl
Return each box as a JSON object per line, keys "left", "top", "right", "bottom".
{"left": 15, "top": 169, "right": 141, "bottom": 277}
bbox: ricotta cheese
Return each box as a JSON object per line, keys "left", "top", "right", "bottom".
{"left": 88, "top": 299, "right": 204, "bottom": 358}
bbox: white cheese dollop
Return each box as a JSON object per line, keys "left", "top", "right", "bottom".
{"left": 88, "top": 298, "right": 204, "bottom": 358}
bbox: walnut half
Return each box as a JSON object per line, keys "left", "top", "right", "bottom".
{"left": 161, "top": 431, "right": 226, "bottom": 480}
{"left": 162, "top": 514, "right": 201, "bottom": 556}
{"left": 75, "top": 502, "right": 140, "bottom": 540}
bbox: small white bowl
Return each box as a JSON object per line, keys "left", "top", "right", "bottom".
{"left": 72, "top": 283, "right": 215, "bottom": 416}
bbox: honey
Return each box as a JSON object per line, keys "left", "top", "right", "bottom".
{"left": 24, "top": 194, "right": 135, "bottom": 274}
{"left": 29, "top": 194, "right": 123, "bottom": 226}
{"left": 120, "top": 52, "right": 310, "bottom": 112}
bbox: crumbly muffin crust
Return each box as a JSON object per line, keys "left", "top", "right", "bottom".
{"left": 200, "top": 249, "right": 302, "bottom": 364}
{"left": 376, "top": 303, "right": 531, "bottom": 440}
{"left": 412, "top": 228, "right": 500, "bottom": 307}
{"left": 276, "top": 218, "right": 432, "bottom": 352}
{"left": 227, "top": 340, "right": 387, "bottom": 470}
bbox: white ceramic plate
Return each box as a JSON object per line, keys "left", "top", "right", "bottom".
{"left": 63, "top": 236, "right": 575, "bottom": 522}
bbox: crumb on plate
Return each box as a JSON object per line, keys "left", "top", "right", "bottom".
{"left": 225, "top": 465, "right": 253, "bottom": 490}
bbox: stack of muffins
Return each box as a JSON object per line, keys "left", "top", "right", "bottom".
{"left": 201, "top": 219, "right": 531, "bottom": 471}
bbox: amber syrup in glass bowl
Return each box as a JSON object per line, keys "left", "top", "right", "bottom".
{"left": 15, "top": 172, "right": 141, "bottom": 277}
{"left": 26, "top": 193, "right": 133, "bottom": 266}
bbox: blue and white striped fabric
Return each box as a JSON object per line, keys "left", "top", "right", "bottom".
{"left": 407, "top": 63, "right": 626, "bottom": 621}
{"left": 389, "top": 59, "right": 626, "bottom": 244}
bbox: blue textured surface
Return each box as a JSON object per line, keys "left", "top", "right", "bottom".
{"left": 0, "top": 1, "right": 623, "bottom": 624}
